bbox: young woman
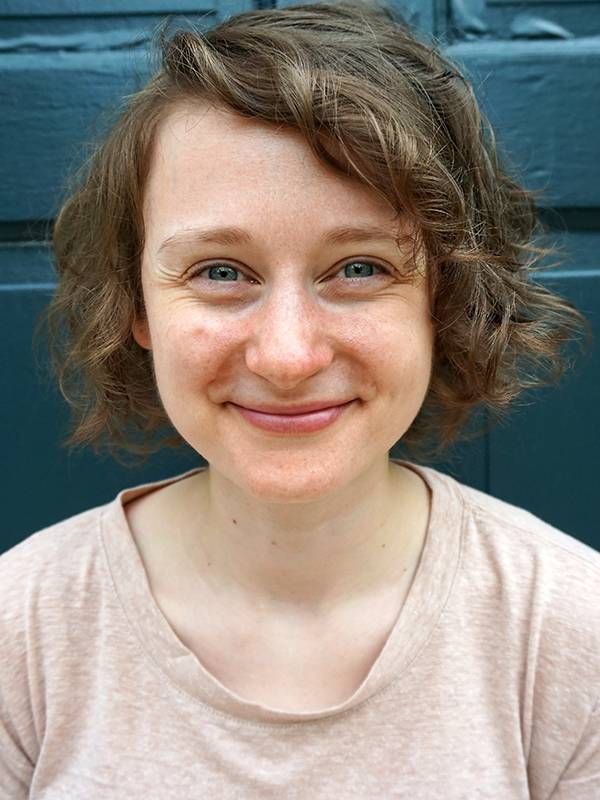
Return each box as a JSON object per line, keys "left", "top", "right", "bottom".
{"left": 1, "top": 2, "right": 597, "bottom": 797}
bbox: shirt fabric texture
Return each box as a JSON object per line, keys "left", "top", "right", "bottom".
{"left": 1, "top": 458, "right": 599, "bottom": 799}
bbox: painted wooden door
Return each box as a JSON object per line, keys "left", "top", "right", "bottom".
{"left": 425, "top": 0, "right": 600, "bottom": 546}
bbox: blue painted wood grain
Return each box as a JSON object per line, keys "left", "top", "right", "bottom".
{"left": 446, "top": 37, "right": 600, "bottom": 208}
{"left": 1, "top": 35, "right": 599, "bottom": 223}
{"left": 1, "top": 0, "right": 218, "bottom": 13}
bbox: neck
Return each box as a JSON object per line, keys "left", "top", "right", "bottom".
{"left": 175, "top": 458, "right": 430, "bottom": 617}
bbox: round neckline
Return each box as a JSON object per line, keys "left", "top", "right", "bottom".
{"left": 100, "top": 458, "right": 463, "bottom": 724}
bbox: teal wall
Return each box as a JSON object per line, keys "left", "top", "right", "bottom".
{"left": 1, "top": 0, "right": 598, "bottom": 553}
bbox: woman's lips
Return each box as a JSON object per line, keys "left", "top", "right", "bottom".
{"left": 230, "top": 400, "right": 355, "bottom": 433}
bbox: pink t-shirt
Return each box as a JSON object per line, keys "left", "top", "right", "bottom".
{"left": 1, "top": 459, "right": 599, "bottom": 799}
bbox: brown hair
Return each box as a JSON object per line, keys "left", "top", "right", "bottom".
{"left": 40, "top": 0, "right": 592, "bottom": 464}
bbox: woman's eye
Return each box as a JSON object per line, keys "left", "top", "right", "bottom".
{"left": 340, "top": 260, "right": 389, "bottom": 280}
{"left": 190, "top": 263, "right": 248, "bottom": 283}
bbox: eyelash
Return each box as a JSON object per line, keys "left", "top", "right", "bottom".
{"left": 187, "top": 259, "right": 392, "bottom": 286}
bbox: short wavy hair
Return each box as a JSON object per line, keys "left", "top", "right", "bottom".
{"left": 41, "top": 0, "right": 591, "bottom": 464}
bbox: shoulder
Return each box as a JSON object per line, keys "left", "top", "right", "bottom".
{"left": 456, "top": 475, "right": 600, "bottom": 588}
{"left": 0, "top": 466, "right": 204, "bottom": 618}
{"left": 0, "top": 500, "right": 123, "bottom": 777}
{"left": 432, "top": 467, "right": 600, "bottom": 706}
{"left": 0, "top": 503, "right": 108, "bottom": 599}
{"left": 416, "top": 460, "right": 600, "bottom": 577}
{"left": 0, "top": 501, "right": 115, "bottom": 653}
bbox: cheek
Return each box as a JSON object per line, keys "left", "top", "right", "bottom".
{"left": 151, "top": 313, "right": 232, "bottom": 384}
{"left": 367, "top": 307, "right": 434, "bottom": 387}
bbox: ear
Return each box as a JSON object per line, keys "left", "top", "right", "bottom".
{"left": 132, "top": 316, "right": 151, "bottom": 350}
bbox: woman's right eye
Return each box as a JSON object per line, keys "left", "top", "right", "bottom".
{"left": 189, "top": 263, "right": 251, "bottom": 283}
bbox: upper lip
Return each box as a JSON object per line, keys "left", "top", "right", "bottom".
{"left": 231, "top": 399, "right": 355, "bottom": 415}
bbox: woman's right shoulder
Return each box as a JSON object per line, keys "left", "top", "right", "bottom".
{"left": 0, "top": 501, "right": 118, "bottom": 782}
{"left": 0, "top": 501, "right": 112, "bottom": 611}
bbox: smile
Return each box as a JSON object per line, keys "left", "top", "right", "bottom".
{"left": 229, "top": 400, "right": 355, "bottom": 434}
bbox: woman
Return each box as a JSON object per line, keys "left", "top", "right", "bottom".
{"left": 1, "top": 1, "right": 598, "bottom": 797}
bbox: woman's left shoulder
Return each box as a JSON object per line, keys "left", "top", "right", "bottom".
{"left": 450, "top": 476, "right": 600, "bottom": 671}
{"left": 455, "top": 476, "right": 600, "bottom": 574}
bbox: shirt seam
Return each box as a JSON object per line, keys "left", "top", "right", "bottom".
{"left": 465, "top": 496, "right": 600, "bottom": 577}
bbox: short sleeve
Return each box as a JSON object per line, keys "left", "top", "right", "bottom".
{"left": 551, "top": 698, "right": 600, "bottom": 799}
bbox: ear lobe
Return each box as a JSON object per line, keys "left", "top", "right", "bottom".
{"left": 132, "top": 317, "right": 151, "bottom": 350}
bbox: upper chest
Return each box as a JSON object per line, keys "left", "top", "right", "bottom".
{"left": 124, "top": 474, "right": 428, "bottom": 712}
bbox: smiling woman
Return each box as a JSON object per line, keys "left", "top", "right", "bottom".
{"left": 1, "top": 1, "right": 599, "bottom": 798}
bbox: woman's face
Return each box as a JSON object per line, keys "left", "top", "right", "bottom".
{"left": 135, "top": 102, "right": 435, "bottom": 502}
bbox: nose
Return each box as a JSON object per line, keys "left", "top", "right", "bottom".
{"left": 244, "top": 286, "right": 334, "bottom": 389}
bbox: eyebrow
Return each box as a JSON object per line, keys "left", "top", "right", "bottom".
{"left": 156, "top": 224, "right": 404, "bottom": 255}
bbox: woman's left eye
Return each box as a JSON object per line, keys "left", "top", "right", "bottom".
{"left": 340, "top": 260, "right": 389, "bottom": 280}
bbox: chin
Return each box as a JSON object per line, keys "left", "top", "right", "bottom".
{"left": 225, "top": 453, "right": 351, "bottom": 504}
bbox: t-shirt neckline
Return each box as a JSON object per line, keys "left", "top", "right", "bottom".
{"left": 100, "top": 458, "right": 463, "bottom": 724}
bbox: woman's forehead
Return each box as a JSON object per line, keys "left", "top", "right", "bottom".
{"left": 143, "top": 102, "right": 408, "bottom": 243}
{"left": 149, "top": 100, "right": 310, "bottom": 174}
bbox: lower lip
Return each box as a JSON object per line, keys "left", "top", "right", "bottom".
{"left": 231, "top": 401, "right": 355, "bottom": 433}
